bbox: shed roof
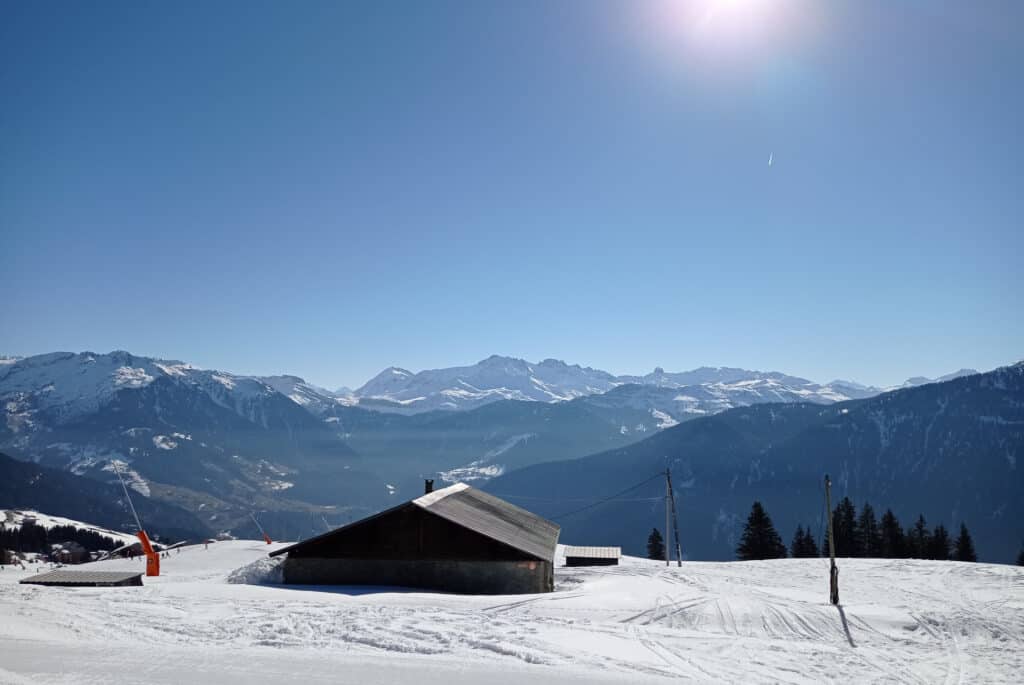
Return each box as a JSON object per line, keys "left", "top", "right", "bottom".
{"left": 415, "top": 484, "right": 560, "bottom": 561}
{"left": 271, "top": 483, "right": 560, "bottom": 562}
{"left": 564, "top": 546, "right": 621, "bottom": 559}
{"left": 19, "top": 570, "right": 143, "bottom": 586}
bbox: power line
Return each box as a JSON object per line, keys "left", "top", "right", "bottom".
{"left": 550, "top": 472, "right": 665, "bottom": 521}
{"left": 488, "top": 494, "right": 662, "bottom": 503}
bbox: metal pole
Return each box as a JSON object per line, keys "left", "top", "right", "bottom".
{"left": 667, "top": 469, "right": 683, "bottom": 567}
{"left": 825, "top": 474, "right": 839, "bottom": 605}
{"left": 665, "top": 469, "right": 670, "bottom": 566}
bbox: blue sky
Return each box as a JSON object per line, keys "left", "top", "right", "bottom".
{"left": 2, "top": 1, "right": 1021, "bottom": 389}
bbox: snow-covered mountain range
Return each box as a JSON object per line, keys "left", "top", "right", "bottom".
{"left": 347, "top": 356, "right": 893, "bottom": 414}
{"left": 351, "top": 355, "right": 619, "bottom": 411}
{"left": 1, "top": 350, "right": 978, "bottom": 425}
{"left": 0, "top": 351, "right": 377, "bottom": 535}
{"left": 345, "top": 357, "right": 980, "bottom": 414}
{"left": 1, "top": 351, "right": 292, "bottom": 427}
{"left": 0, "top": 349, "right": 992, "bottom": 539}
{"left": 488, "top": 362, "right": 1024, "bottom": 563}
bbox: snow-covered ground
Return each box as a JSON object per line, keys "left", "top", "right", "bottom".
{"left": 0, "top": 541, "right": 1021, "bottom": 684}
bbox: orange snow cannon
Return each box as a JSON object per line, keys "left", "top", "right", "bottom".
{"left": 137, "top": 530, "right": 160, "bottom": 577}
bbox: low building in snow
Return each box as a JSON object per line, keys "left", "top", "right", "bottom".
{"left": 563, "top": 545, "right": 620, "bottom": 567}
{"left": 269, "top": 482, "right": 560, "bottom": 594}
{"left": 20, "top": 570, "right": 144, "bottom": 587}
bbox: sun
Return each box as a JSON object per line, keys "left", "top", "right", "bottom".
{"left": 640, "top": 0, "right": 819, "bottom": 64}
{"left": 695, "top": 0, "right": 776, "bottom": 37}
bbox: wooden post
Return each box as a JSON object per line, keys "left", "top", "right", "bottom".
{"left": 667, "top": 469, "right": 683, "bottom": 567}
{"left": 665, "top": 469, "right": 670, "bottom": 566}
{"left": 825, "top": 474, "right": 839, "bottom": 605}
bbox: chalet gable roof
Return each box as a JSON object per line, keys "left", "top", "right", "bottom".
{"left": 270, "top": 483, "right": 559, "bottom": 562}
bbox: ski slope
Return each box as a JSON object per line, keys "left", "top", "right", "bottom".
{"left": 1, "top": 509, "right": 138, "bottom": 546}
{"left": 0, "top": 541, "right": 1021, "bottom": 684}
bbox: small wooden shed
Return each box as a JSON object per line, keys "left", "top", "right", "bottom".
{"left": 564, "top": 545, "right": 620, "bottom": 567}
{"left": 19, "top": 570, "right": 144, "bottom": 587}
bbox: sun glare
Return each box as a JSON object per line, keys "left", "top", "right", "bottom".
{"left": 640, "top": 0, "right": 820, "bottom": 68}
{"left": 696, "top": 0, "right": 778, "bottom": 43}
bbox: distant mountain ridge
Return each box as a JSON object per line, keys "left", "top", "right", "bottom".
{"left": 351, "top": 355, "right": 620, "bottom": 411}
{"left": 0, "top": 351, "right": 381, "bottom": 536}
{"left": 898, "top": 368, "right": 978, "bottom": 389}
{"left": 484, "top": 362, "right": 1024, "bottom": 563}
{"left": 0, "top": 349, "right": 999, "bottom": 541}
{"left": 1, "top": 350, "right": 981, "bottom": 417}
{"left": 347, "top": 355, "right": 891, "bottom": 414}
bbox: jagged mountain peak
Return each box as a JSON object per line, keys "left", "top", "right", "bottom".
{"left": 0, "top": 351, "right": 294, "bottom": 427}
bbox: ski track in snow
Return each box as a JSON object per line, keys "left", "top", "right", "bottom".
{"left": 0, "top": 542, "right": 1021, "bottom": 684}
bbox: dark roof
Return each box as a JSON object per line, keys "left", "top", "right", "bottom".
{"left": 418, "top": 484, "right": 560, "bottom": 561}
{"left": 271, "top": 483, "right": 560, "bottom": 562}
{"left": 564, "top": 545, "right": 621, "bottom": 559}
{"left": 19, "top": 570, "right": 143, "bottom": 586}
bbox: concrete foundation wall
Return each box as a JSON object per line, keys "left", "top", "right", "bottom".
{"left": 282, "top": 557, "right": 553, "bottom": 594}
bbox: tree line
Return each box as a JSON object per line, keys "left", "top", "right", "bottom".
{"left": 643, "top": 497, "right": 1014, "bottom": 563}
{"left": 0, "top": 521, "right": 121, "bottom": 556}
{"left": 736, "top": 498, "right": 978, "bottom": 562}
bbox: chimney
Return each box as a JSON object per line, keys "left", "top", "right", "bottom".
{"left": 424, "top": 479, "right": 434, "bottom": 494}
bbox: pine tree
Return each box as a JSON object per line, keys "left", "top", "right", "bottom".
{"left": 1017, "top": 548, "right": 1024, "bottom": 566}
{"left": 790, "top": 525, "right": 806, "bottom": 558}
{"left": 646, "top": 528, "right": 665, "bottom": 560}
{"left": 857, "top": 503, "right": 882, "bottom": 558}
{"left": 953, "top": 523, "right": 977, "bottom": 562}
{"left": 790, "top": 525, "right": 820, "bottom": 558}
{"left": 927, "top": 524, "right": 951, "bottom": 560}
{"left": 805, "top": 528, "right": 820, "bottom": 558}
{"left": 908, "top": 514, "right": 930, "bottom": 558}
{"left": 831, "top": 497, "right": 859, "bottom": 557}
{"left": 790, "top": 525, "right": 803, "bottom": 558}
{"left": 879, "top": 509, "right": 905, "bottom": 558}
{"left": 736, "top": 502, "right": 787, "bottom": 560}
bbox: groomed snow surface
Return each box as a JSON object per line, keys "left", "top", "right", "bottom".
{"left": 1, "top": 541, "right": 1021, "bottom": 684}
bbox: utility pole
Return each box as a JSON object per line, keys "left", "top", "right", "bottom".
{"left": 825, "top": 474, "right": 839, "bottom": 605}
{"left": 666, "top": 469, "right": 683, "bottom": 567}
{"left": 665, "top": 468, "right": 671, "bottom": 566}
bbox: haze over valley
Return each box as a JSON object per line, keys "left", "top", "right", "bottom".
{"left": 2, "top": 349, "right": 1018, "bottom": 562}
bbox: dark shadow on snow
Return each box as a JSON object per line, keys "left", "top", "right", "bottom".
{"left": 257, "top": 583, "right": 432, "bottom": 596}
{"left": 836, "top": 603, "right": 856, "bottom": 647}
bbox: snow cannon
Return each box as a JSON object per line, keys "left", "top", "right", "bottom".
{"left": 136, "top": 530, "right": 160, "bottom": 577}
{"left": 250, "top": 512, "right": 272, "bottom": 545}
